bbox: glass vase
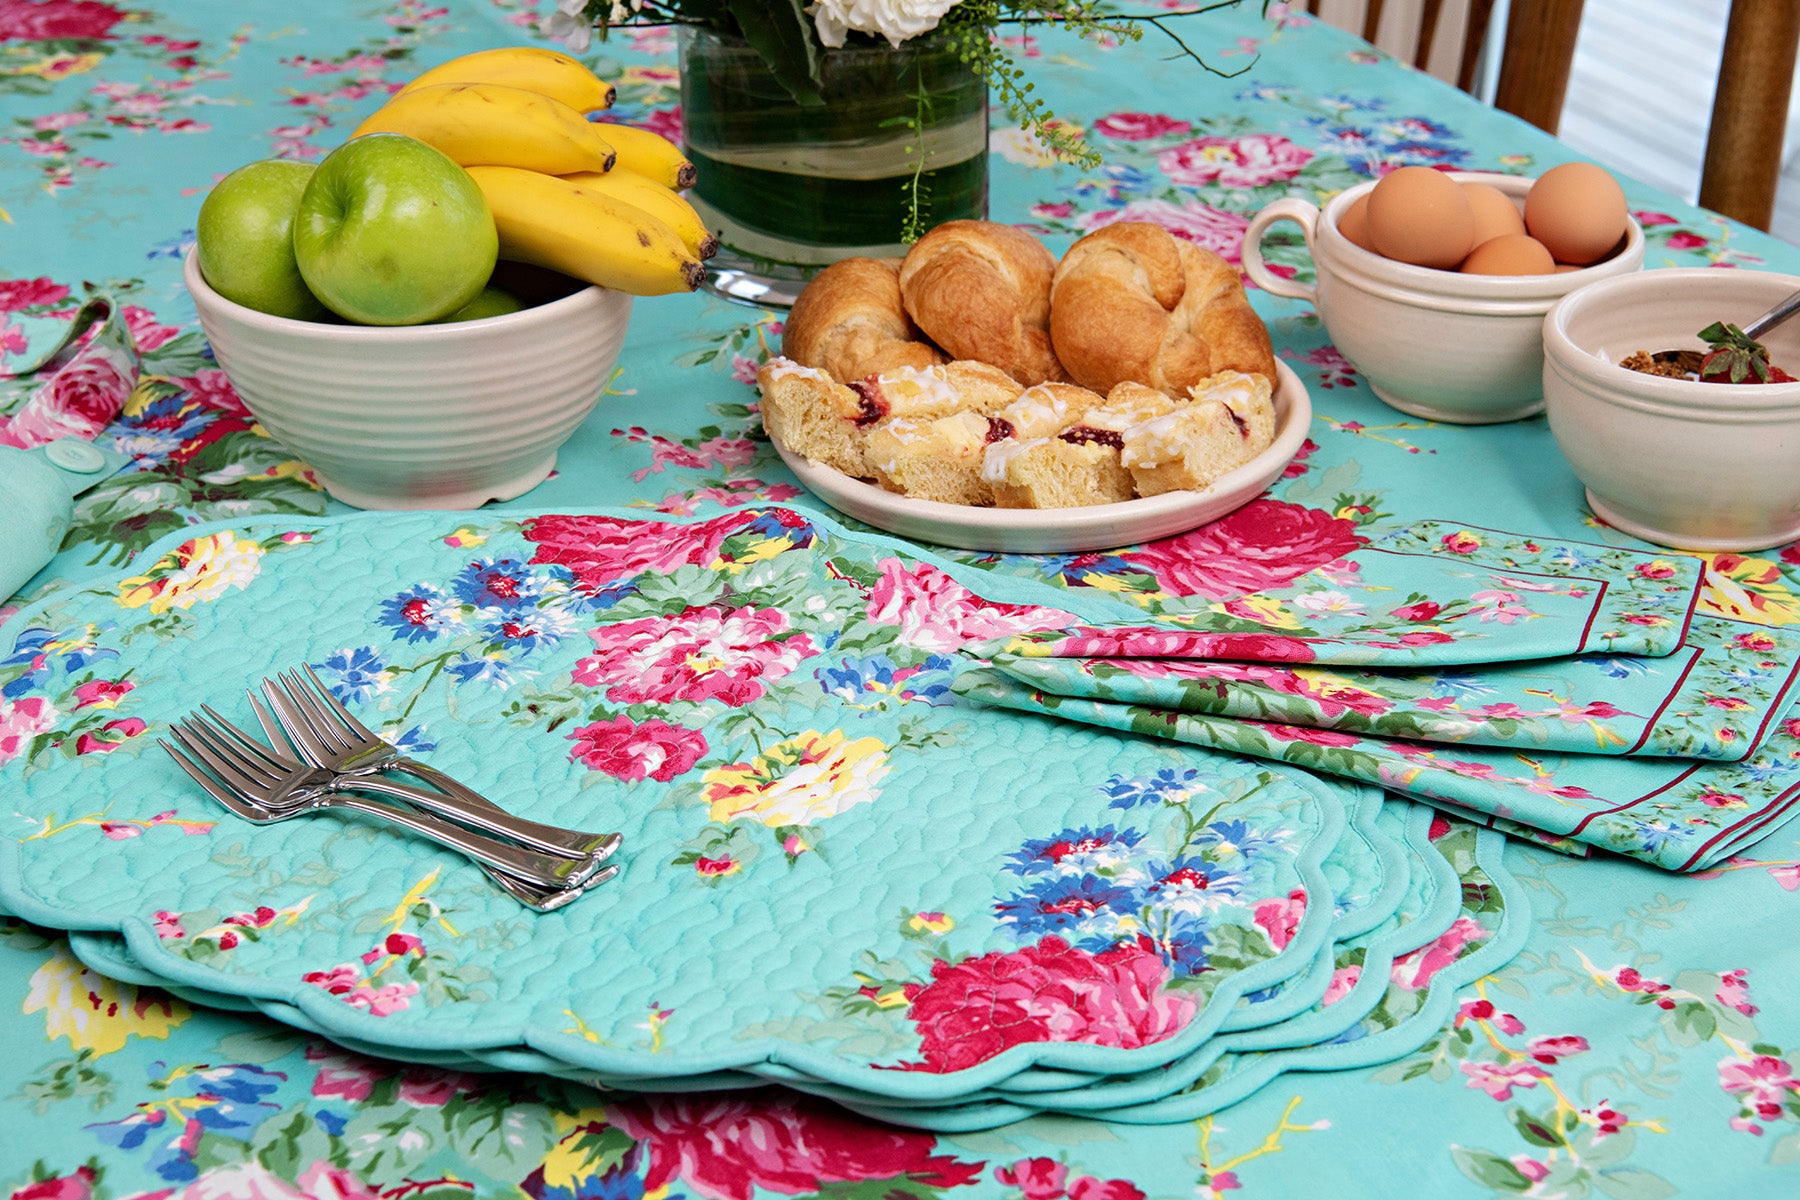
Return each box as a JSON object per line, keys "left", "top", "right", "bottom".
{"left": 677, "top": 27, "right": 989, "bottom": 306}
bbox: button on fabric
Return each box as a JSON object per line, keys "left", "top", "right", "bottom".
{"left": 44, "top": 439, "right": 106, "bottom": 473}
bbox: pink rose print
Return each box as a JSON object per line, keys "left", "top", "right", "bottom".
{"left": 1718, "top": 1055, "right": 1800, "bottom": 1121}
{"left": 295, "top": 1162, "right": 383, "bottom": 1200}
{"left": 1769, "top": 863, "right": 1800, "bottom": 891}
{"left": 1456, "top": 998, "right": 1524, "bottom": 1034}
{"left": 152, "top": 910, "right": 185, "bottom": 940}
{"left": 1322, "top": 965, "right": 1361, "bottom": 1005}
{"left": 1510, "top": 1157, "right": 1551, "bottom": 1183}
{"left": 302, "top": 964, "right": 360, "bottom": 996}
{"left": 694, "top": 855, "right": 739, "bottom": 876}
{"left": 73, "top": 716, "right": 146, "bottom": 756}
{"left": 343, "top": 980, "right": 418, "bottom": 1016}
{"left": 1733, "top": 632, "right": 1777, "bottom": 652}
{"left": 1, "top": 697, "right": 59, "bottom": 767}
{"left": 1716, "top": 969, "right": 1758, "bottom": 1016}
{"left": 1390, "top": 600, "right": 1442, "bottom": 622}
{"left": 119, "top": 305, "right": 177, "bottom": 353}
{"left": 1667, "top": 232, "right": 1708, "bottom": 251}
{"left": 0, "top": 0, "right": 126, "bottom": 41}
{"left": 396, "top": 1068, "right": 481, "bottom": 1107}
{"left": 521, "top": 509, "right": 759, "bottom": 595}
{"left": 996, "top": 1158, "right": 1067, "bottom": 1200}
{"left": 1253, "top": 889, "right": 1306, "bottom": 949}
{"left": 8, "top": 1165, "right": 96, "bottom": 1200}
{"left": 0, "top": 276, "right": 72, "bottom": 312}
{"left": 1076, "top": 199, "right": 1252, "bottom": 263}
{"left": 0, "top": 347, "right": 134, "bottom": 449}
{"left": 71, "top": 678, "right": 133, "bottom": 709}
{"left": 1461, "top": 1058, "right": 1550, "bottom": 1100}
{"left": 1527, "top": 1034, "right": 1589, "bottom": 1063}
{"left": 1068, "top": 1179, "right": 1146, "bottom": 1200}
{"left": 307, "top": 1044, "right": 384, "bottom": 1102}
{"left": 1092, "top": 111, "right": 1192, "bottom": 140}
{"left": 1263, "top": 723, "right": 1361, "bottom": 747}
{"left": 608, "top": 1092, "right": 980, "bottom": 1200}
{"left": 173, "top": 367, "right": 247, "bottom": 415}
{"left": 1441, "top": 531, "right": 1482, "bottom": 554}
{"left": 1122, "top": 499, "right": 1367, "bottom": 599}
{"left": 866, "top": 559, "right": 1076, "bottom": 652}
{"left": 901, "top": 936, "right": 1195, "bottom": 1073}
{"left": 567, "top": 715, "right": 707, "bottom": 783}
{"left": 573, "top": 605, "right": 816, "bottom": 706}
{"left": 1391, "top": 916, "right": 1486, "bottom": 991}
{"left": 1158, "top": 133, "right": 1313, "bottom": 188}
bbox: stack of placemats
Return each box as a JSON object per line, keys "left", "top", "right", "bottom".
{"left": 2, "top": 505, "right": 1783, "bottom": 1129}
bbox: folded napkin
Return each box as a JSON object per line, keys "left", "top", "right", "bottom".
{"left": 954, "top": 511, "right": 1705, "bottom": 666}
{"left": 955, "top": 670, "right": 1800, "bottom": 872}
{"left": 977, "top": 614, "right": 1800, "bottom": 762}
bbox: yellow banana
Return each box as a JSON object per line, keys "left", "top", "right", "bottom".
{"left": 395, "top": 46, "right": 616, "bottom": 113}
{"left": 588, "top": 121, "right": 697, "bottom": 190}
{"left": 561, "top": 167, "right": 718, "bottom": 261}
{"left": 353, "top": 83, "right": 616, "bottom": 175}
{"left": 464, "top": 165, "right": 704, "bottom": 297}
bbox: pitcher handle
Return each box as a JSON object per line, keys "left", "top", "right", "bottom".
{"left": 1241, "top": 198, "right": 1322, "bottom": 304}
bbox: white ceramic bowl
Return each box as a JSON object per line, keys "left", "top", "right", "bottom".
{"left": 184, "top": 248, "right": 633, "bottom": 510}
{"left": 1543, "top": 267, "right": 1800, "bottom": 551}
{"left": 1241, "top": 170, "right": 1645, "bottom": 424}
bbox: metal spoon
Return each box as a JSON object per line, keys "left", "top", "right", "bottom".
{"left": 1650, "top": 286, "right": 1800, "bottom": 375}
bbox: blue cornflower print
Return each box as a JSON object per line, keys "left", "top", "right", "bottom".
{"left": 1631, "top": 819, "right": 1693, "bottom": 855}
{"left": 452, "top": 557, "right": 539, "bottom": 609}
{"left": 1736, "top": 755, "right": 1800, "bottom": 783}
{"left": 147, "top": 230, "right": 195, "bottom": 260}
{"left": 994, "top": 875, "right": 1138, "bottom": 942}
{"left": 378, "top": 583, "right": 462, "bottom": 644}
{"left": 1422, "top": 671, "right": 1496, "bottom": 700}
{"left": 528, "top": 1164, "right": 653, "bottom": 1200}
{"left": 1101, "top": 767, "right": 1207, "bottom": 810}
{"left": 314, "top": 647, "right": 392, "bottom": 704}
{"left": 1004, "top": 826, "right": 1147, "bottom": 877}
{"left": 1192, "top": 818, "right": 1286, "bottom": 863}
{"left": 1150, "top": 911, "right": 1213, "bottom": 976}
{"left": 1723, "top": 665, "right": 1775, "bottom": 687}
{"left": 482, "top": 605, "right": 577, "bottom": 656}
{"left": 87, "top": 1063, "right": 285, "bottom": 1182}
{"left": 1589, "top": 656, "right": 1651, "bottom": 680}
{"left": 111, "top": 394, "right": 211, "bottom": 459}
{"left": 1142, "top": 856, "right": 1246, "bottom": 914}
{"left": 446, "top": 650, "right": 523, "bottom": 689}
{"left": 1547, "top": 545, "right": 1606, "bottom": 571}
{"left": 815, "top": 653, "right": 956, "bottom": 708}
{"left": 381, "top": 723, "right": 437, "bottom": 754}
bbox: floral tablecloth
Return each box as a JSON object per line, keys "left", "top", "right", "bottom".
{"left": 3, "top": 1, "right": 1799, "bottom": 1196}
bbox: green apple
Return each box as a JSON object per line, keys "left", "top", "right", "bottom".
{"left": 292, "top": 133, "right": 498, "bottom": 326}
{"left": 195, "top": 159, "right": 328, "bottom": 321}
{"left": 433, "top": 284, "right": 525, "bottom": 323}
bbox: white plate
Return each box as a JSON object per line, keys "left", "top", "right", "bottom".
{"left": 771, "top": 360, "right": 1314, "bottom": 553}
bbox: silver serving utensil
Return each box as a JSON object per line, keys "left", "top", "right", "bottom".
{"left": 165, "top": 713, "right": 606, "bottom": 891}
{"left": 257, "top": 667, "right": 621, "bottom": 864}
{"left": 162, "top": 732, "right": 611, "bottom": 912}
{"left": 1650, "top": 286, "right": 1800, "bottom": 375}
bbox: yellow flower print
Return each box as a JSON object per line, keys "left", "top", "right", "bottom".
{"left": 620, "top": 65, "right": 679, "bottom": 89}
{"left": 909, "top": 911, "right": 955, "bottom": 934}
{"left": 117, "top": 532, "right": 264, "bottom": 614}
{"left": 443, "top": 527, "right": 488, "bottom": 549}
{"left": 1694, "top": 553, "right": 1800, "bottom": 627}
{"left": 4, "top": 52, "right": 103, "bottom": 80}
{"left": 23, "top": 945, "right": 188, "bottom": 1056}
{"left": 993, "top": 118, "right": 1086, "bottom": 168}
{"left": 702, "top": 730, "right": 890, "bottom": 826}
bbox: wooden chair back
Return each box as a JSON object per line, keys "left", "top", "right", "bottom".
{"left": 1300, "top": 0, "right": 1800, "bottom": 232}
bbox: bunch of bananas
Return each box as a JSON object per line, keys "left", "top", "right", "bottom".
{"left": 352, "top": 46, "right": 715, "bottom": 296}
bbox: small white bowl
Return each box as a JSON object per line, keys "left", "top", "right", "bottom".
{"left": 184, "top": 248, "right": 633, "bottom": 510}
{"left": 1242, "top": 170, "right": 1645, "bottom": 424}
{"left": 1543, "top": 267, "right": 1800, "bottom": 551}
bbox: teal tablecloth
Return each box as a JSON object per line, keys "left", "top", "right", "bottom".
{"left": 4, "top": 1, "right": 1799, "bottom": 1195}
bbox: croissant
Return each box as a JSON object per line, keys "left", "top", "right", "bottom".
{"left": 897, "top": 219, "right": 1066, "bottom": 386}
{"left": 780, "top": 256, "right": 945, "bottom": 385}
{"left": 1049, "top": 222, "right": 1276, "bottom": 396}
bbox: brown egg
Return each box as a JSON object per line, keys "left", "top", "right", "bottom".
{"left": 1524, "top": 162, "right": 1628, "bottom": 265}
{"left": 1366, "top": 166, "right": 1476, "bottom": 269}
{"left": 1338, "top": 195, "right": 1378, "bottom": 252}
{"left": 1461, "top": 182, "right": 1527, "bottom": 246}
{"left": 1460, "top": 234, "right": 1556, "bottom": 276}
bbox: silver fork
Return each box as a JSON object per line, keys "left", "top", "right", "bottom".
{"left": 163, "top": 711, "right": 609, "bottom": 893}
{"left": 162, "top": 731, "right": 609, "bottom": 912}
{"left": 258, "top": 667, "right": 621, "bottom": 864}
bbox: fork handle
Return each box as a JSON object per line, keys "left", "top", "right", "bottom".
{"left": 382, "top": 757, "right": 620, "bottom": 861}
{"left": 336, "top": 769, "right": 621, "bottom": 864}
{"left": 322, "top": 792, "right": 607, "bottom": 889}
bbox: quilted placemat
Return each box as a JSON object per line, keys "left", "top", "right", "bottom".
{"left": 956, "top": 671, "right": 1800, "bottom": 871}
{"left": 982, "top": 614, "right": 1800, "bottom": 761}
{"left": 957, "top": 516, "right": 1704, "bottom": 666}
{"left": 3, "top": 505, "right": 1361, "bottom": 1100}
{"left": 789, "top": 811, "right": 1523, "bottom": 1131}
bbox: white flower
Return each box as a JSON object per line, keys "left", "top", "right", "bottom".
{"left": 544, "top": 0, "right": 594, "bottom": 52}
{"left": 807, "top": 0, "right": 965, "bottom": 49}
